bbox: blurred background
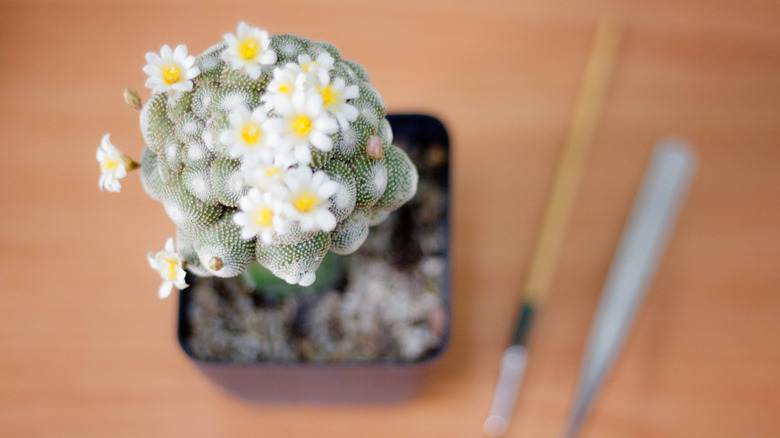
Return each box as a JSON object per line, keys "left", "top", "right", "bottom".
{"left": 1, "top": 0, "right": 779, "bottom": 436}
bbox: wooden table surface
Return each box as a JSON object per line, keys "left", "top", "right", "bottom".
{"left": 1, "top": 1, "right": 779, "bottom": 437}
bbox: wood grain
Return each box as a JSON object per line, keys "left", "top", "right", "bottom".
{"left": 1, "top": 1, "right": 779, "bottom": 437}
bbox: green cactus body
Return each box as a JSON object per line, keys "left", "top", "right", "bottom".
{"left": 138, "top": 30, "right": 418, "bottom": 286}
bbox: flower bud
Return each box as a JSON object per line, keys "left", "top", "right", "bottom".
{"left": 124, "top": 88, "right": 142, "bottom": 110}
{"left": 366, "top": 135, "right": 383, "bottom": 160}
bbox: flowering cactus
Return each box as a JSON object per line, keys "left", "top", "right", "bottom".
{"left": 97, "top": 23, "right": 418, "bottom": 292}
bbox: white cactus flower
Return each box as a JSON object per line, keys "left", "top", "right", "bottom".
{"left": 96, "top": 133, "right": 131, "bottom": 193}
{"left": 143, "top": 45, "right": 200, "bottom": 95}
{"left": 297, "top": 52, "right": 334, "bottom": 84}
{"left": 282, "top": 166, "right": 339, "bottom": 232}
{"left": 315, "top": 76, "right": 360, "bottom": 130}
{"left": 241, "top": 159, "right": 289, "bottom": 192}
{"left": 220, "top": 106, "right": 277, "bottom": 166}
{"left": 147, "top": 237, "right": 188, "bottom": 299}
{"left": 261, "top": 63, "right": 307, "bottom": 111}
{"left": 265, "top": 90, "right": 339, "bottom": 165}
{"left": 234, "top": 188, "right": 289, "bottom": 243}
{"left": 222, "top": 22, "right": 277, "bottom": 80}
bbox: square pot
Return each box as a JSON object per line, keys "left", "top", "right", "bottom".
{"left": 177, "top": 114, "right": 451, "bottom": 403}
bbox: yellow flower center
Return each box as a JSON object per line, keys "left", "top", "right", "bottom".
{"left": 164, "top": 257, "right": 178, "bottom": 281}
{"left": 319, "top": 85, "right": 341, "bottom": 107}
{"left": 277, "top": 82, "right": 291, "bottom": 95}
{"left": 101, "top": 157, "right": 119, "bottom": 171}
{"left": 238, "top": 37, "right": 258, "bottom": 60}
{"left": 301, "top": 62, "right": 312, "bottom": 72}
{"left": 162, "top": 65, "right": 181, "bottom": 85}
{"left": 291, "top": 115, "right": 312, "bottom": 137}
{"left": 253, "top": 207, "right": 274, "bottom": 227}
{"left": 293, "top": 190, "right": 319, "bottom": 213}
{"left": 241, "top": 122, "right": 262, "bottom": 145}
{"left": 265, "top": 167, "right": 280, "bottom": 177}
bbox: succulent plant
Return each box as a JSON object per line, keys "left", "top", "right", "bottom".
{"left": 97, "top": 23, "right": 418, "bottom": 294}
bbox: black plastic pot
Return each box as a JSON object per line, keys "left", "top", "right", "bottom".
{"left": 177, "top": 114, "right": 451, "bottom": 403}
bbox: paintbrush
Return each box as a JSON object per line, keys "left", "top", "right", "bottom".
{"left": 483, "top": 17, "right": 623, "bottom": 437}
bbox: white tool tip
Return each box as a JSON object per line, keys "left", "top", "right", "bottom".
{"left": 484, "top": 415, "right": 508, "bottom": 437}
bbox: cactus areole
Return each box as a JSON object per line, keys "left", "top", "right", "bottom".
{"left": 98, "top": 23, "right": 419, "bottom": 294}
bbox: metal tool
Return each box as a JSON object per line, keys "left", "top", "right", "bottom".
{"left": 561, "top": 139, "right": 696, "bottom": 437}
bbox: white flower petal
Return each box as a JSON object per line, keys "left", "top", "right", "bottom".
{"left": 263, "top": 118, "right": 286, "bottom": 134}
{"left": 299, "top": 216, "right": 315, "bottom": 231}
{"left": 251, "top": 107, "right": 268, "bottom": 120}
{"left": 220, "top": 130, "right": 235, "bottom": 146}
{"left": 245, "top": 63, "right": 262, "bottom": 80}
{"left": 158, "top": 281, "right": 173, "bottom": 299}
{"left": 182, "top": 55, "right": 195, "bottom": 69}
{"left": 310, "top": 131, "right": 333, "bottom": 151}
{"left": 342, "top": 104, "right": 359, "bottom": 121}
{"left": 171, "top": 82, "right": 189, "bottom": 92}
{"left": 284, "top": 174, "right": 301, "bottom": 192}
{"left": 291, "top": 91, "right": 306, "bottom": 111}
{"left": 223, "top": 33, "right": 237, "bottom": 45}
{"left": 317, "top": 52, "right": 334, "bottom": 69}
{"left": 160, "top": 45, "right": 173, "bottom": 60}
{"left": 274, "top": 217, "right": 290, "bottom": 234}
{"left": 173, "top": 44, "right": 187, "bottom": 62}
{"left": 294, "top": 145, "right": 312, "bottom": 164}
{"left": 305, "top": 93, "right": 324, "bottom": 115}
{"left": 185, "top": 65, "right": 200, "bottom": 79}
{"left": 145, "top": 52, "right": 162, "bottom": 65}
{"left": 229, "top": 57, "right": 244, "bottom": 70}
{"left": 315, "top": 209, "right": 337, "bottom": 232}
{"left": 147, "top": 252, "right": 157, "bottom": 269}
{"left": 259, "top": 50, "right": 277, "bottom": 65}
{"left": 258, "top": 148, "right": 275, "bottom": 163}
{"left": 237, "top": 22, "right": 250, "bottom": 36}
{"left": 316, "top": 116, "right": 338, "bottom": 132}
{"left": 115, "top": 164, "right": 127, "bottom": 179}
{"left": 273, "top": 97, "right": 293, "bottom": 116}
{"left": 344, "top": 84, "right": 360, "bottom": 100}
{"left": 320, "top": 180, "right": 340, "bottom": 199}
{"left": 311, "top": 170, "right": 325, "bottom": 187}
{"left": 240, "top": 227, "right": 256, "bottom": 240}
{"left": 228, "top": 107, "right": 247, "bottom": 125}
{"left": 334, "top": 114, "right": 348, "bottom": 131}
